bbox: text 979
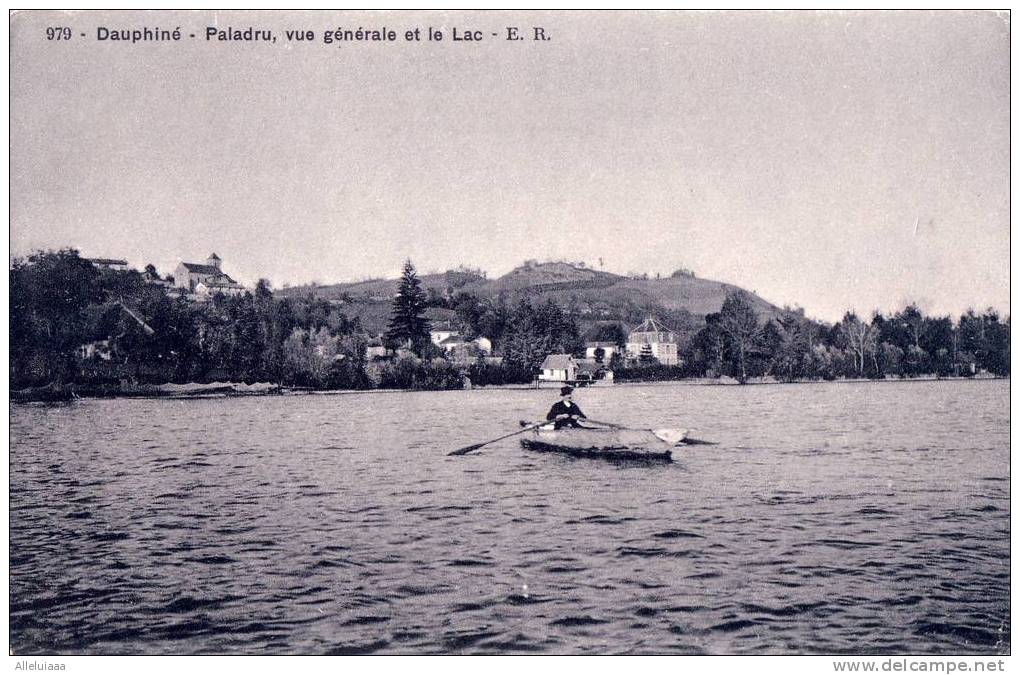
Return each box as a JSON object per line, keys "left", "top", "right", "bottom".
{"left": 46, "top": 27, "right": 72, "bottom": 40}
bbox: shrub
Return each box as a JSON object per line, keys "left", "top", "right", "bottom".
{"left": 467, "top": 360, "right": 534, "bottom": 386}
{"left": 613, "top": 364, "right": 687, "bottom": 382}
{"left": 378, "top": 356, "right": 464, "bottom": 390}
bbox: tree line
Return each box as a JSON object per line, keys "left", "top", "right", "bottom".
{"left": 9, "top": 252, "right": 580, "bottom": 392}
{"left": 11, "top": 249, "right": 374, "bottom": 391}
{"left": 9, "top": 251, "right": 1009, "bottom": 394}
{"left": 655, "top": 291, "right": 1010, "bottom": 383}
{"left": 384, "top": 260, "right": 584, "bottom": 386}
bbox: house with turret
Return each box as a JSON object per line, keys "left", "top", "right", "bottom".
{"left": 625, "top": 317, "right": 679, "bottom": 365}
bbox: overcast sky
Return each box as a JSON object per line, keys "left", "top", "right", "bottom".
{"left": 10, "top": 10, "right": 1009, "bottom": 322}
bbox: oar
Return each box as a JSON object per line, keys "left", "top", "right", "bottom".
{"left": 584, "top": 418, "right": 624, "bottom": 429}
{"left": 585, "top": 418, "right": 718, "bottom": 446}
{"left": 448, "top": 421, "right": 547, "bottom": 456}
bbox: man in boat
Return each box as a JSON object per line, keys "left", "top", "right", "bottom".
{"left": 546, "top": 386, "right": 588, "bottom": 429}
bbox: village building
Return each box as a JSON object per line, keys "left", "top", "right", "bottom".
{"left": 585, "top": 341, "right": 623, "bottom": 362}
{"left": 429, "top": 328, "right": 459, "bottom": 346}
{"left": 142, "top": 269, "right": 172, "bottom": 289}
{"left": 437, "top": 335, "right": 493, "bottom": 364}
{"left": 174, "top": 253, "right": 246, "bottom": 298}
{"left": 577, "top": 357, "right": 614, "bottom": 384}
{"left": 78, "top": 339, "right": 112, "bottom": 361}
{"left": 194, "top": 281, "right": 244, "bottom": 300}
{"left": 539, "top": 354, "right": 577, "bottom": 382}
{"left": 86, "top": 257, "right": 130, "bottom": 271}
{"left": 626, "top": 317, "right": 679, "bottom": 365}
{"left": 438, "top": 334, "right": 467, "bottom": 358}
{"left": 539, "top": 354, "right": 614, "bottom": 385}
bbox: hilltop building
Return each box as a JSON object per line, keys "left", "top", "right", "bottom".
{"left": 86, "top": 257, "right": 129, "bottom": 271}
{"left": 626, "top": 317, "right": 679, "bottom": 365}
{"left": 142, "top": 268, "right": 172, "bottom": 289}
{"left": 173, "top": 253, "right": 245, "bottom": 298}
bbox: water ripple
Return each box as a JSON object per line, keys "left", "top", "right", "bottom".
{"left": 9, "top": 380, "right": 1010, "bottom": 654}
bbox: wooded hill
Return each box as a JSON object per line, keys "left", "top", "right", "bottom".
{"left": 278, "top": 261, "right": 788, "bottom": 336}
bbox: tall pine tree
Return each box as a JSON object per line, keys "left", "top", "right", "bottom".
{"left": 385, "top": 260, "right": 431, "bottom": 354}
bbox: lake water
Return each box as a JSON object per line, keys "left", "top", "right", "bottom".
{"left": 9, "top": 379, "right": 1010, "bottom": 655}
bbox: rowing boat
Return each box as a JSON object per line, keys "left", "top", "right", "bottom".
{"left": 519, "top": 425, "right": 687, "bottom": 462}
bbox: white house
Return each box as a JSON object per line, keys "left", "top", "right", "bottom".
{"left": 584, "top": 341, "right": 622, "bottom": 362}
{"left": 430, "top": 329, "right": 459, "bottom": 346}
{"left": 539, "top": 354, "right": 578, "bottom": 382}
{"left": 437, "top": 335, "right": 494, "bottom": 364}
{"left": 626, "top": 317, "right": 679, "bottom": 365}
{"left": 194, "top": 279, "right": 247, "bottom": 300}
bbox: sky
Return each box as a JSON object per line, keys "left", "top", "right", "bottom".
{"left": 9, "top": 10, "right": 1010, "bottom": 322}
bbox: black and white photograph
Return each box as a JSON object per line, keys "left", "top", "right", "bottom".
{"left": 7, "top": 9, "right": 1011, "bottom": 663}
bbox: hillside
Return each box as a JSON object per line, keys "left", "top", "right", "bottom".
{"left": 285, "top": 270, "right": 486, "bottom": 303}
{"left": 278, "top": 262, "right": 787, "bottom": 336}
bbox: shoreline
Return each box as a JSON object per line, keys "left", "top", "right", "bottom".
{"left": 10, "top": 374, "right": 1007, "bottom": 403}
{"left": 611, "top": 374, "right": 1007, "bottom": 388}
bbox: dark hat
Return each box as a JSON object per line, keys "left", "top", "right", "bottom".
{"left": 560, "top": 386, "right": 574, "bottom": 396}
